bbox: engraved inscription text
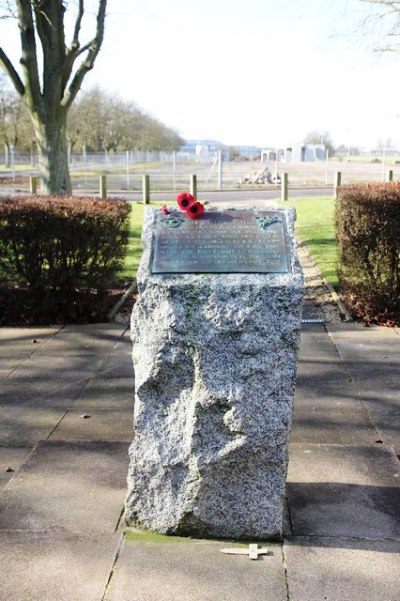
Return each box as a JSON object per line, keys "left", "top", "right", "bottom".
{"left": 152, "top": 210, "right": 290, "bottom": 274}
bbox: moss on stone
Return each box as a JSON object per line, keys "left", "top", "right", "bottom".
{"left": 124, "top": 529, "right": 191, "bottom": 544}
{"left": 124, "top": 528, "right": 268, "bottom": 548}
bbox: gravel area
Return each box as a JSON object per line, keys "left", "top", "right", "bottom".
{"left": 297, "top": 241, "right": 344, "bottom": 323}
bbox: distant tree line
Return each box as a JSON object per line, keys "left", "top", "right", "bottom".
{"left": 0, "top": 78, "right": 183, "bottom": 164}
{"left": 67, "top": 86, "right": 183, "bottom": 154}
{"left": 0, "top": 73, "right": 33, "bottom": 165}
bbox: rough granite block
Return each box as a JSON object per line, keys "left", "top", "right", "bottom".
{"left": 126, "top": 207, "right": 303, "bottom": 540}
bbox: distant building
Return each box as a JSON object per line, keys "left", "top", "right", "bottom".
{"left": 261, "top": 148, "right": 284, "bottom": 162}
{"left": 261, "top": 143, "right": 326, "bottom": 163}
{"left": 179, "top": 140, "right": 261, "bottom": 162}
{"left": 286, "top": 143, "right": 326, "bottom": 162}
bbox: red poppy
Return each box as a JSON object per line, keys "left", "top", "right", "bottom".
{"left": 176, "top": 192, "right": 195, "bottom": 211}
{"left": 186, "top": 201, "right": 205, "bottom": 219}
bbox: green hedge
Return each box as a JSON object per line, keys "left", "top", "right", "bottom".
{"left": 336, "top": 182, "right": 400, "bottom": 325}
{"left": 0, "top": 195, "right": 130, "bottom": 323}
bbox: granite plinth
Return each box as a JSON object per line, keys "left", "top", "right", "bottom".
{"left": 126, "top": 207, "right": 303, "bottom": 540}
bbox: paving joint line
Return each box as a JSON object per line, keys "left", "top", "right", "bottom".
{"left": 114, "top": 506, "right": 126, "bottom": 533}
{"left": 284, "top": 533, "right": 400, "bottom": 543}
{"left": 74, "top": 324, "right": 131, "bottom": 402}
{"left": 329, "top": 349, "right": 388, "bottom": 444}
{"left": 281, "top": 543, "right": 291, "bottom": 601}
{"left": 284, "top": 495, "right": 294, "bottom": 537}
{"left": 2, "top": 444, "right": 39, "bottom": 492}
{"left": 44, "top": 410, "right": 69, "bottom": 441}
{"left": 323, "top": 322, "right": 355, "bottom": 371}
{"left": 1, "top": 325, "right": 67, "bottom": 380}
{"left": 100, "top": 533, "right": 125, "bottom": 601}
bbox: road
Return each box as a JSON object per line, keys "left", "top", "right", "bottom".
{"left": 0, "top": 186, "right": 333, "bottom": 202}
{"left": 116, "top": 186, "right": 333, "bottom": 203}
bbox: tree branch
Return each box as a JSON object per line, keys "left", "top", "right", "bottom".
{"left": 72, "top": 0, "right": 84, "bottom": 47}
{"left": 358, "top": 0, "right": 400, "bottom": 51}
{"left": 359, "top": 0, "right": 400, "bottom": 8}
{"left": 0, "top": 47, "right": 25, "bottom": 95}
{"left": 62, "top": 0, "right": 107, "bottom": 110}
{"left": 15, "top": 0, "right": 42, "bottom": 109}
{"left": 62, "top": 0, "right": 84, "bottom": 88}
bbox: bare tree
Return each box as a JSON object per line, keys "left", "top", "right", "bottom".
{"left": 358, "top": 0, "right": 400, "bottom": 52}
{"left": 0, "top": 73, "right": 18, "bottom": 165}
{"left": 68, "top": 87, "right": 184, "bottom": 154}
{"left": 0, "top": 1, "right": 107, "bottom": 194}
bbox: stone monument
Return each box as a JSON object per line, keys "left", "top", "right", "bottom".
{"left": 126, "top": 207, "right": 303, "bottom": 540}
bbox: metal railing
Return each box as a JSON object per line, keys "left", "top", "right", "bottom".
{"left": 1, "top": 152, "right": 399, "bottom": 196}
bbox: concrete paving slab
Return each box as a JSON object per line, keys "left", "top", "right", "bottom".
{"left": 287, "top": 444, "right": 400, "bottom": 539}
{"left": 0, "top": 440, "right": 129, "bottom": 536}
{"left": 0, "top": 377, "right": 89, "bottom": 407}
{"left": 297, "top": 340, "right": 341, "bottom": 363}
{"left": 290, "top": 411, "right": 377, "bottom": 445}
{"left": 61, "top": 323, "right": 128, "bottom": 335}
{"left": 94, "top": 336, "right": 133, "bottom": 378}
{"left": 35, "top": 323, "right": 127, "bottom": 355}
{"left": 75, "top": 377, "right": 135, "bottom": 410}
{"left": 285, "top": 537, "right": 400, "bottom": 601}
{"left": 327, "top": 323, "right": 400, "bottom": 337}
{"left": 121, "top": 326, "right": 132, "bottom": 337}
{"left": 294, "top": 359, "right": 363, "bottom": 412}
{"left": 301, "top": 323, "right": 330, "bottom": 335}
{"left": 0, "top": 529, "right": 120, "bottom": 601}
{"left": 298, "top": 325, "right": 342, "bottom": 361}
{"left": 5, "top": 353, "right": 106, "bottom": 381}
{"left": 0, "top": 327, "right": 61, "bottom": 348}
{"left": 0, "top": 406, "right": 65, "bottom": 445}
{"left": 296, "top": 356, "right": 352, "bottom": 382}
{"left": 113, "top": 333, "right": 133, "bottom": 348}
{"left": 370, "top": 412, "right": 400, "bottom": 454}
{"left": 0, "top": 368, "right": 14, "bottom": 382}
{"left": 344, "top": 359, "right": 400, "bottom": 414}
{"left": 2, "top": 320, "right": 399, "bottom": 600}
{"left": 97, "top": 355, "right": 134, "bottom": 379}
{"left": 363, "top": 398, "right": 400, "bottom": 415}
{"left": 0, "top": 447, "right": 32, "bottom": 490}
{"left": 0, "top": 351, "right": 36, "bottom": 373}
{"left": 328, "top": 335, "right": 400, "bottom": 359}
{"left": 105, "top": 536, "right": 287, "bottom": 601}
{"left": 49, "top": 410, "right": 133, "bottom": 442}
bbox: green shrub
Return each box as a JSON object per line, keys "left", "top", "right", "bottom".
{"left": 0, "top": 195, "right": 130, "bottom": 323}
{"left": 336, "top": 182, "right": 400, "bottom": 325}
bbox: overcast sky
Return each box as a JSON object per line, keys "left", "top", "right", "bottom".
{"left": 2, "top": 0, "right": 400, "bottom": 148}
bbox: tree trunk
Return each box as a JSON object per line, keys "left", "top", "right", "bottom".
{"left": 32, "top": 113, "right": 71, "bottom": 195}
{"left": 1, "top": 0, "right": 107, "bottom": 195}
{"left": 4, "top": 142, "right": 10, "bottom": 168}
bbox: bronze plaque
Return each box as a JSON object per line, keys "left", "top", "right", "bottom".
{"left": 152, "top": 210, "right": 290, "bottom": 274}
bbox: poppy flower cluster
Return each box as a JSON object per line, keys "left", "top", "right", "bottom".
{"left": 176, "top": 192, "right": 205, "bottom": 219}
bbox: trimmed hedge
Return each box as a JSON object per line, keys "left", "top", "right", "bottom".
{"left": 336, "top": 182, "right": 400, "bottom": 325}
{"left": 0, "top": 195, "right": 130, "bottom": 323}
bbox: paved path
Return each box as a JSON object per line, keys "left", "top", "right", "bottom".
{"left": 0, "top": 321, "right": 399, "bottom": 600}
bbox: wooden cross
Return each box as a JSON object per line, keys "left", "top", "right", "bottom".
{"left": 220, "top": 544, "right": 269, "bottom": 560}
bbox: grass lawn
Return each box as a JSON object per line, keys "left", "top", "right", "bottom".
{"left": 119, "top": 202, "right": 143, "bottom": 280}
{"left": 120, "top": 202, "right": 144, "bottom": 280}
{"left": 122, "top": 197, "right": 338, "bottom": 287}
{"left": 280, "top": 196, "right": 337, "bottom": 287}
{"left": 120, "top": 201, "right": 163, "bottom": 280}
